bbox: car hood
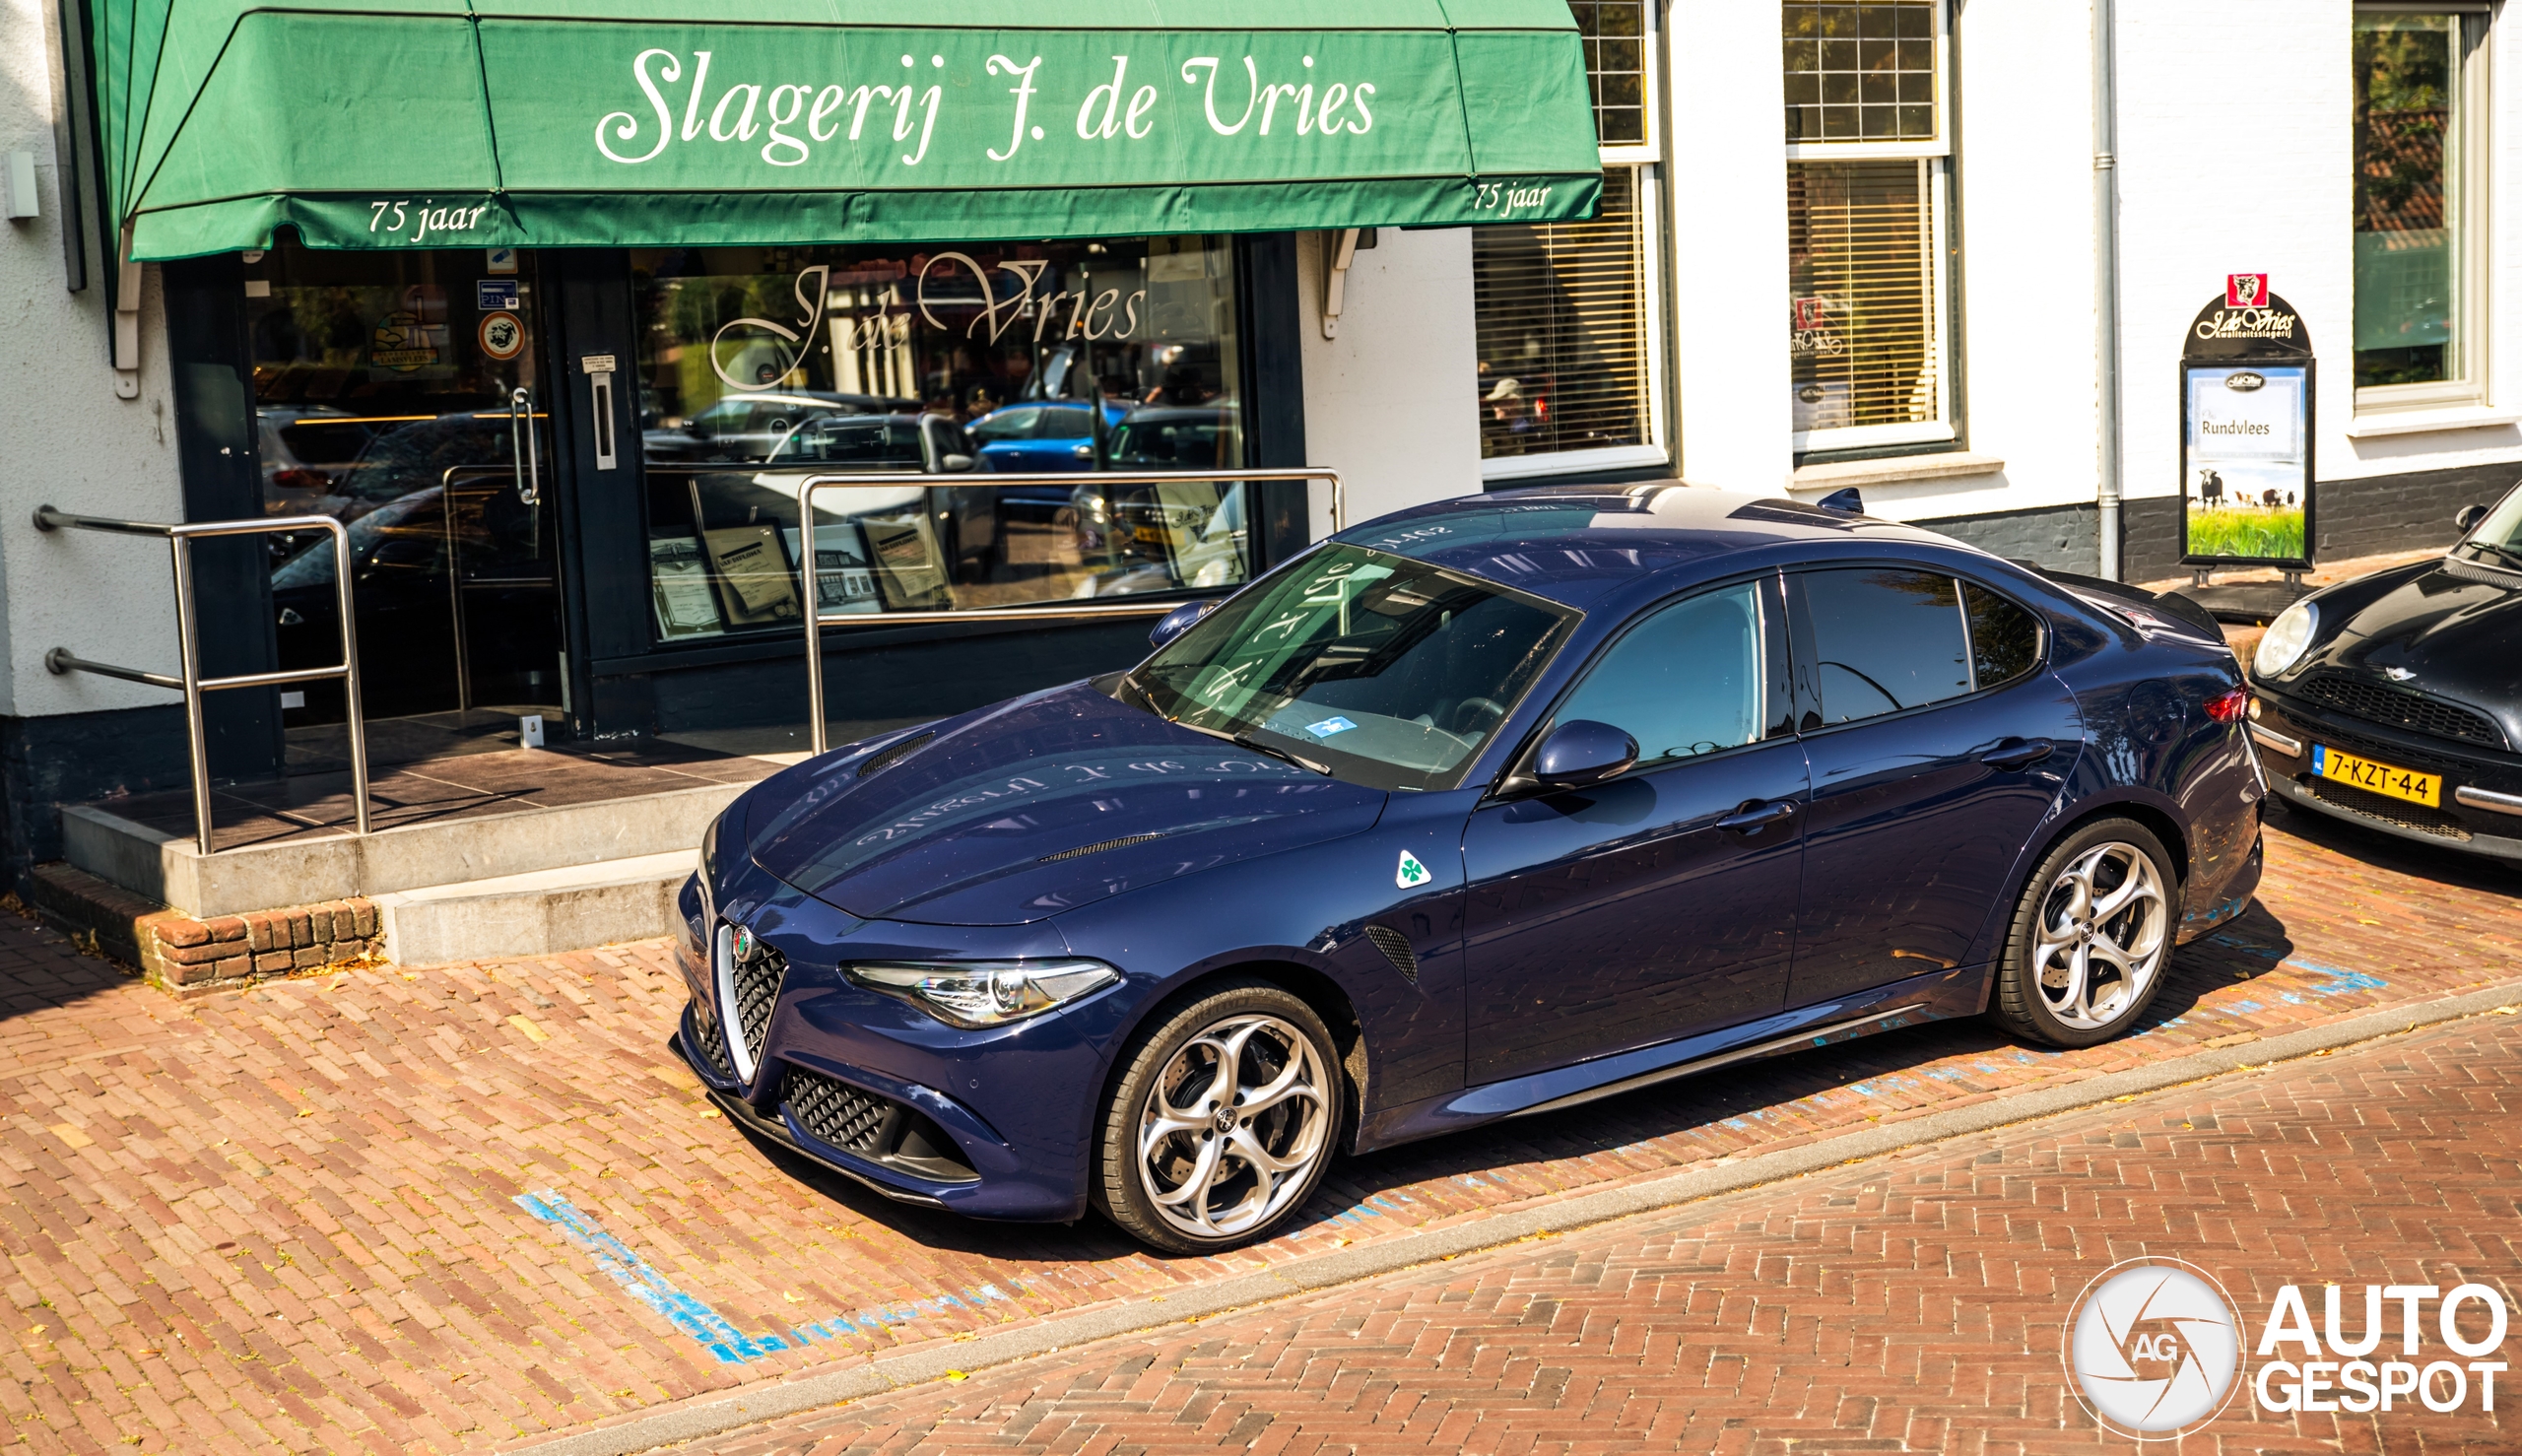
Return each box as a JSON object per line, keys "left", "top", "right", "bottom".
{"left": 744, "top": 681, "right": 1388, "bottom": 925}
{"left": 2305, "top": 558, "right": 2522, "bottom": 742}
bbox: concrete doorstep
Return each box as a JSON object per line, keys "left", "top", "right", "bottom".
{"left": 503, "top": 979, "right": 2522, "bottom": 1456}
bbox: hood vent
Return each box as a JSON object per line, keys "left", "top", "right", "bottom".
{"left": 1040, "top": 832, "right": 1165, "bottom": 864}
{"left": 857, "top": 731, "right": 936, "bottom": 778}
{"left": 1362, "top": 924, "right": 1419, "bottom": 982}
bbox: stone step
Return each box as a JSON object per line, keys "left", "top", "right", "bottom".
{"left": 63, "top": 779, "right": 741, "bottom": 918}
{"left": 374, "top": 850, "right": 697, "bottom": 967}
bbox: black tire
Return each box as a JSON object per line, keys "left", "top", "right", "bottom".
{"left": 1990, "top": 817, "right": 2179, "bottom": 1048}
{"left": 1094, "top": 978, "right": 1342, "bottom": 1254}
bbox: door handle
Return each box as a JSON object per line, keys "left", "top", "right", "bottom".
{"left": 1982, "top": 738, "right": 2055, "bottom": 771}
{"left": 1716, "top": 799, "right": 1796, "bottom": 833}
{"left": 509, "top": 386, "right": 541, "bottom": 506}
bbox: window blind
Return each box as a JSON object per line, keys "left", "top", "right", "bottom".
{"left": 1787, "top": 160, "right": 1939, "bottom": 433}
{"left": 1473, "top": 166, "right": 1651, "bottom": 460}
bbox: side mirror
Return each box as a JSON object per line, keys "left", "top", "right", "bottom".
{"left": 1529, "top": 719, "right": 1638, "bottom": 790}
{"left": 941, "top": 453, "right": 975, "bottom": 473}
{"left": 1149, "top": 599, "right": 1217, "bottom": 649}
{"left": 2456, "top": 503, "right": 2489, "bottom": 532}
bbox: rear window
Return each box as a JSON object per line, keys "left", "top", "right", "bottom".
{"left": 1801, "top": 568, "right": 1971, "bottom": 723}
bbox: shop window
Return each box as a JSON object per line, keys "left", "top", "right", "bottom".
{"left": 1784, "top": 0, "right": 1955, "bottom": 456}
{"left": 1473, "top": 2, "right": 1667, "bottom": 482}
{"left": 630, "top": 238, "right": 1245, "bottom": 641}
{"left": 2353, "top": 7, "right": 2489, "bottom": 408}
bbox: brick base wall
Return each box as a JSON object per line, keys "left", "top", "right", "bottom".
{"left": 148, "top": 900, "right": 380, "bottom": 995}
{"left": 1915, "top": 460, "right": 2516, "bottom": 583}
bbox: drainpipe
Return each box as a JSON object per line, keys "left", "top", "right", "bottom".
{"left": 2091, "top": 0, "right": 2124, "bottom": 579}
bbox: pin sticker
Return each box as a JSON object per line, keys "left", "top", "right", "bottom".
{"left": 1396, "top": 850, "right": 1430, "bottom": 889}
{"left": 1304, "top": 716, "right": 1358, "bottom": 739}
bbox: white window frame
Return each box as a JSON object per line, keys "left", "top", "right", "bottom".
{"left": 1786, "top": 0, "right": 1958, "bottom": 457}
{"left": 1479, "top": 1, "right": 1670, "bottom": 483}
{"left": 2351, "top": 1, "right": 2492, "bottom": 417}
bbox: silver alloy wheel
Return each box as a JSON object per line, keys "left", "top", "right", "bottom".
{"left": 2032, "top": 839, "right": 2169, "bottom": 1030}
{"left": 1136, "top": 1012, "right": 1331, "bottom": 1240}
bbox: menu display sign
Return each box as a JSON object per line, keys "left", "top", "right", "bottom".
{"left": 2180, "top": 284, "right": 2315, "bottom": 568}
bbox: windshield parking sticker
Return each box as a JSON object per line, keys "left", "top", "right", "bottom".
{"left": 1396, "top": 849, "right": 1429, "bottom": 889}
{"left": 1304, "top": 715, "right": 1357, "bottom": 739}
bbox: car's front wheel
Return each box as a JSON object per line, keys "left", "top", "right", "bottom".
{"left": 1991, "top": 818, "right": 2177, "bottom": 1048}
{"left": 1094, "top": 979, "right": 1341, "bottom": 1254}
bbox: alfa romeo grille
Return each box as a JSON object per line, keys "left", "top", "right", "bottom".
{"left": 730, "top": 940, "right": 784, "bottom": 1067}
{"left": 2300, "top": 673, "right": 2506, "bottom": 750}
{"left": 783, "top": 1069, "right": 893, "bottom": 1156}
{"left": 857, "top": 731, "right": 935, "bottom": 778}
{"left": 1362, "top": 924, "right": 1419, "bottom": 982}
{"left": 2303, "top": 776, "right": 2474, "bottom": 841}
{"left": 689, "top": 999, "right": 736, "bottom": 1081}
{"left": 1040, "top": 832, "right": 1164, "bottom": 863}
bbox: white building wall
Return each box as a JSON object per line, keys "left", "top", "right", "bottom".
{"left": 1296, "top": 225, "right": 1484, "bottom": 535}
{"left": 1869, "top": 0, "right": 2100, "bottom": 524}
{"left": 1, "top": 0, "right": 183, "bottom": 721}
{"left": 2113, "top": 0, "right": 2353, "bottom": 521}
{"left": 1664, "top": 0, "right": 1794, "bottom": 494}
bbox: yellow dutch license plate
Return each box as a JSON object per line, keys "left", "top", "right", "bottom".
{"left": 2312, "top": 744, "right": 2442, "bottom": 807}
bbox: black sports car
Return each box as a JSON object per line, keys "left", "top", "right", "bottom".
{"left": 2246, "top": 486, "right": 2522, "bottom": 860}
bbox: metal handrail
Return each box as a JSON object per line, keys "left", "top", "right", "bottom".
{"left": 33, "top": 505, "right": 369, "bottom": 855}
{"left": 793, "top": 467, "right": 1345, "bottom": 754}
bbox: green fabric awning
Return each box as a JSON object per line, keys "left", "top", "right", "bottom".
{"left": 93, "top": 0, "right": 1603, "bottom": 261}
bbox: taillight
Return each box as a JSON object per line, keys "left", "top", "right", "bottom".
{"left": 2206, "top": 686, "right": 2250, "bottom": 724}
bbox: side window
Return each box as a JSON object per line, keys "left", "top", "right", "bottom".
{"left": 1962, "top": 581, "right": 2043, "bottom": 689}
{"left": 1554, "top": 581, "right": 1767, "bottom": 767}
{"left": 1800, "top": 568, "right": 1970, "bottom": 723}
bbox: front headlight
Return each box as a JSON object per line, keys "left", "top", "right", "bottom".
{"left": 844, "top": 960, "right": 1119, "bottom": 1028}
{"left": 2252, "top": 600, "right": 2318, "bottom": 678}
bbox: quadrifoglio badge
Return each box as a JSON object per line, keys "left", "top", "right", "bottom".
{"left": 2062, "top": 1258, "right": 2509, "bottom": 1438}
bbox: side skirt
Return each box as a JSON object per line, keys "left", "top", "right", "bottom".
{"left": 1355, "top": 962, "right": 1989, "bottom": 1153}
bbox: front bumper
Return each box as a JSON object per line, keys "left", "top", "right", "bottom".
{"left": 2247, "top": 686, "right": 2522, "bottom": 862}
{"left": 671, "top": 871, "right": 1119, "bottom": 1223}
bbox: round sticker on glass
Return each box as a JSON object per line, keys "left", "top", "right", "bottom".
{"left": 479, "top": 310, "right": 526, "bottom": 362}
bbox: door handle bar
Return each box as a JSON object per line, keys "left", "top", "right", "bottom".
{"left": 510, "top": 386, "right": 540, "bottom": 505}
{"left": 1982, "top": 738, "right": 2055, "bottom": 771}
{"left": 1715, "top": 800, "right": 1796, "bottom": 833}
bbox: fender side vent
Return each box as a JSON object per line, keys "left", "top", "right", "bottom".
{"left": 1040, "top": 832, "right": 1165, "bottom": 863}
{"left": 857, "top": 731, "right": 935, "bottom": 778}
{"left": 1362, "top": 925, "right": 1419, "bottom": 982}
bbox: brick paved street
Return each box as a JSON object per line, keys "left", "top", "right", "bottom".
{"left": 692, "top": 990, "right": 2522, "bottom": 1456}
{"left": 0, "top": 799, "right": 2513, "bottom": 1454}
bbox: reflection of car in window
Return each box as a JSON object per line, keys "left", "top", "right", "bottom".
{"left": 968, "top": 402, "right": 1111, "bottom": 480}
{"left": 645, "top": 390, "right": 918, "bottom": 463}
{"left": 270, "top": 482, "right": 559, "bottom": 717}
{"left": 1105, "top": 407, "right": 1239, "bottom": 469}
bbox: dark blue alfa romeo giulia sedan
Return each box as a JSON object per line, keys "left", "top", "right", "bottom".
{"left": 676, "top": 483, "right": 2264, "bottom": 1252}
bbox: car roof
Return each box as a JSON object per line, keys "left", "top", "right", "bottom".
{"left": 1332, "top": 480, "right": 1974, "bottom": 610}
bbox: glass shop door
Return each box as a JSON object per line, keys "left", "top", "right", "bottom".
{"left": 247, "top": 240, "right": 566, "bottom": 766}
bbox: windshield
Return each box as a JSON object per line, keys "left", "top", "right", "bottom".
{"left": 1128, "top": 545, "right": 1578, "bottom": 791}
{"left": 2459, "top": 487, "right": 2522, "bottom": 571}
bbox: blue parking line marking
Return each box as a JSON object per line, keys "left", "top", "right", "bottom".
{"left": 518, "top": 1191, "right": 1029, "bottom": 1363}
{"left": 516, "top": 1191, "right": 786, "bottom": 1363}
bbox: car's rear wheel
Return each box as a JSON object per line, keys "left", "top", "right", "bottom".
{"left": 1094, "top": 979, "right": 1340, "bottom": 1254}
{"left": 1991, "top": 818, "right": 2176, "bottom": 1048}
